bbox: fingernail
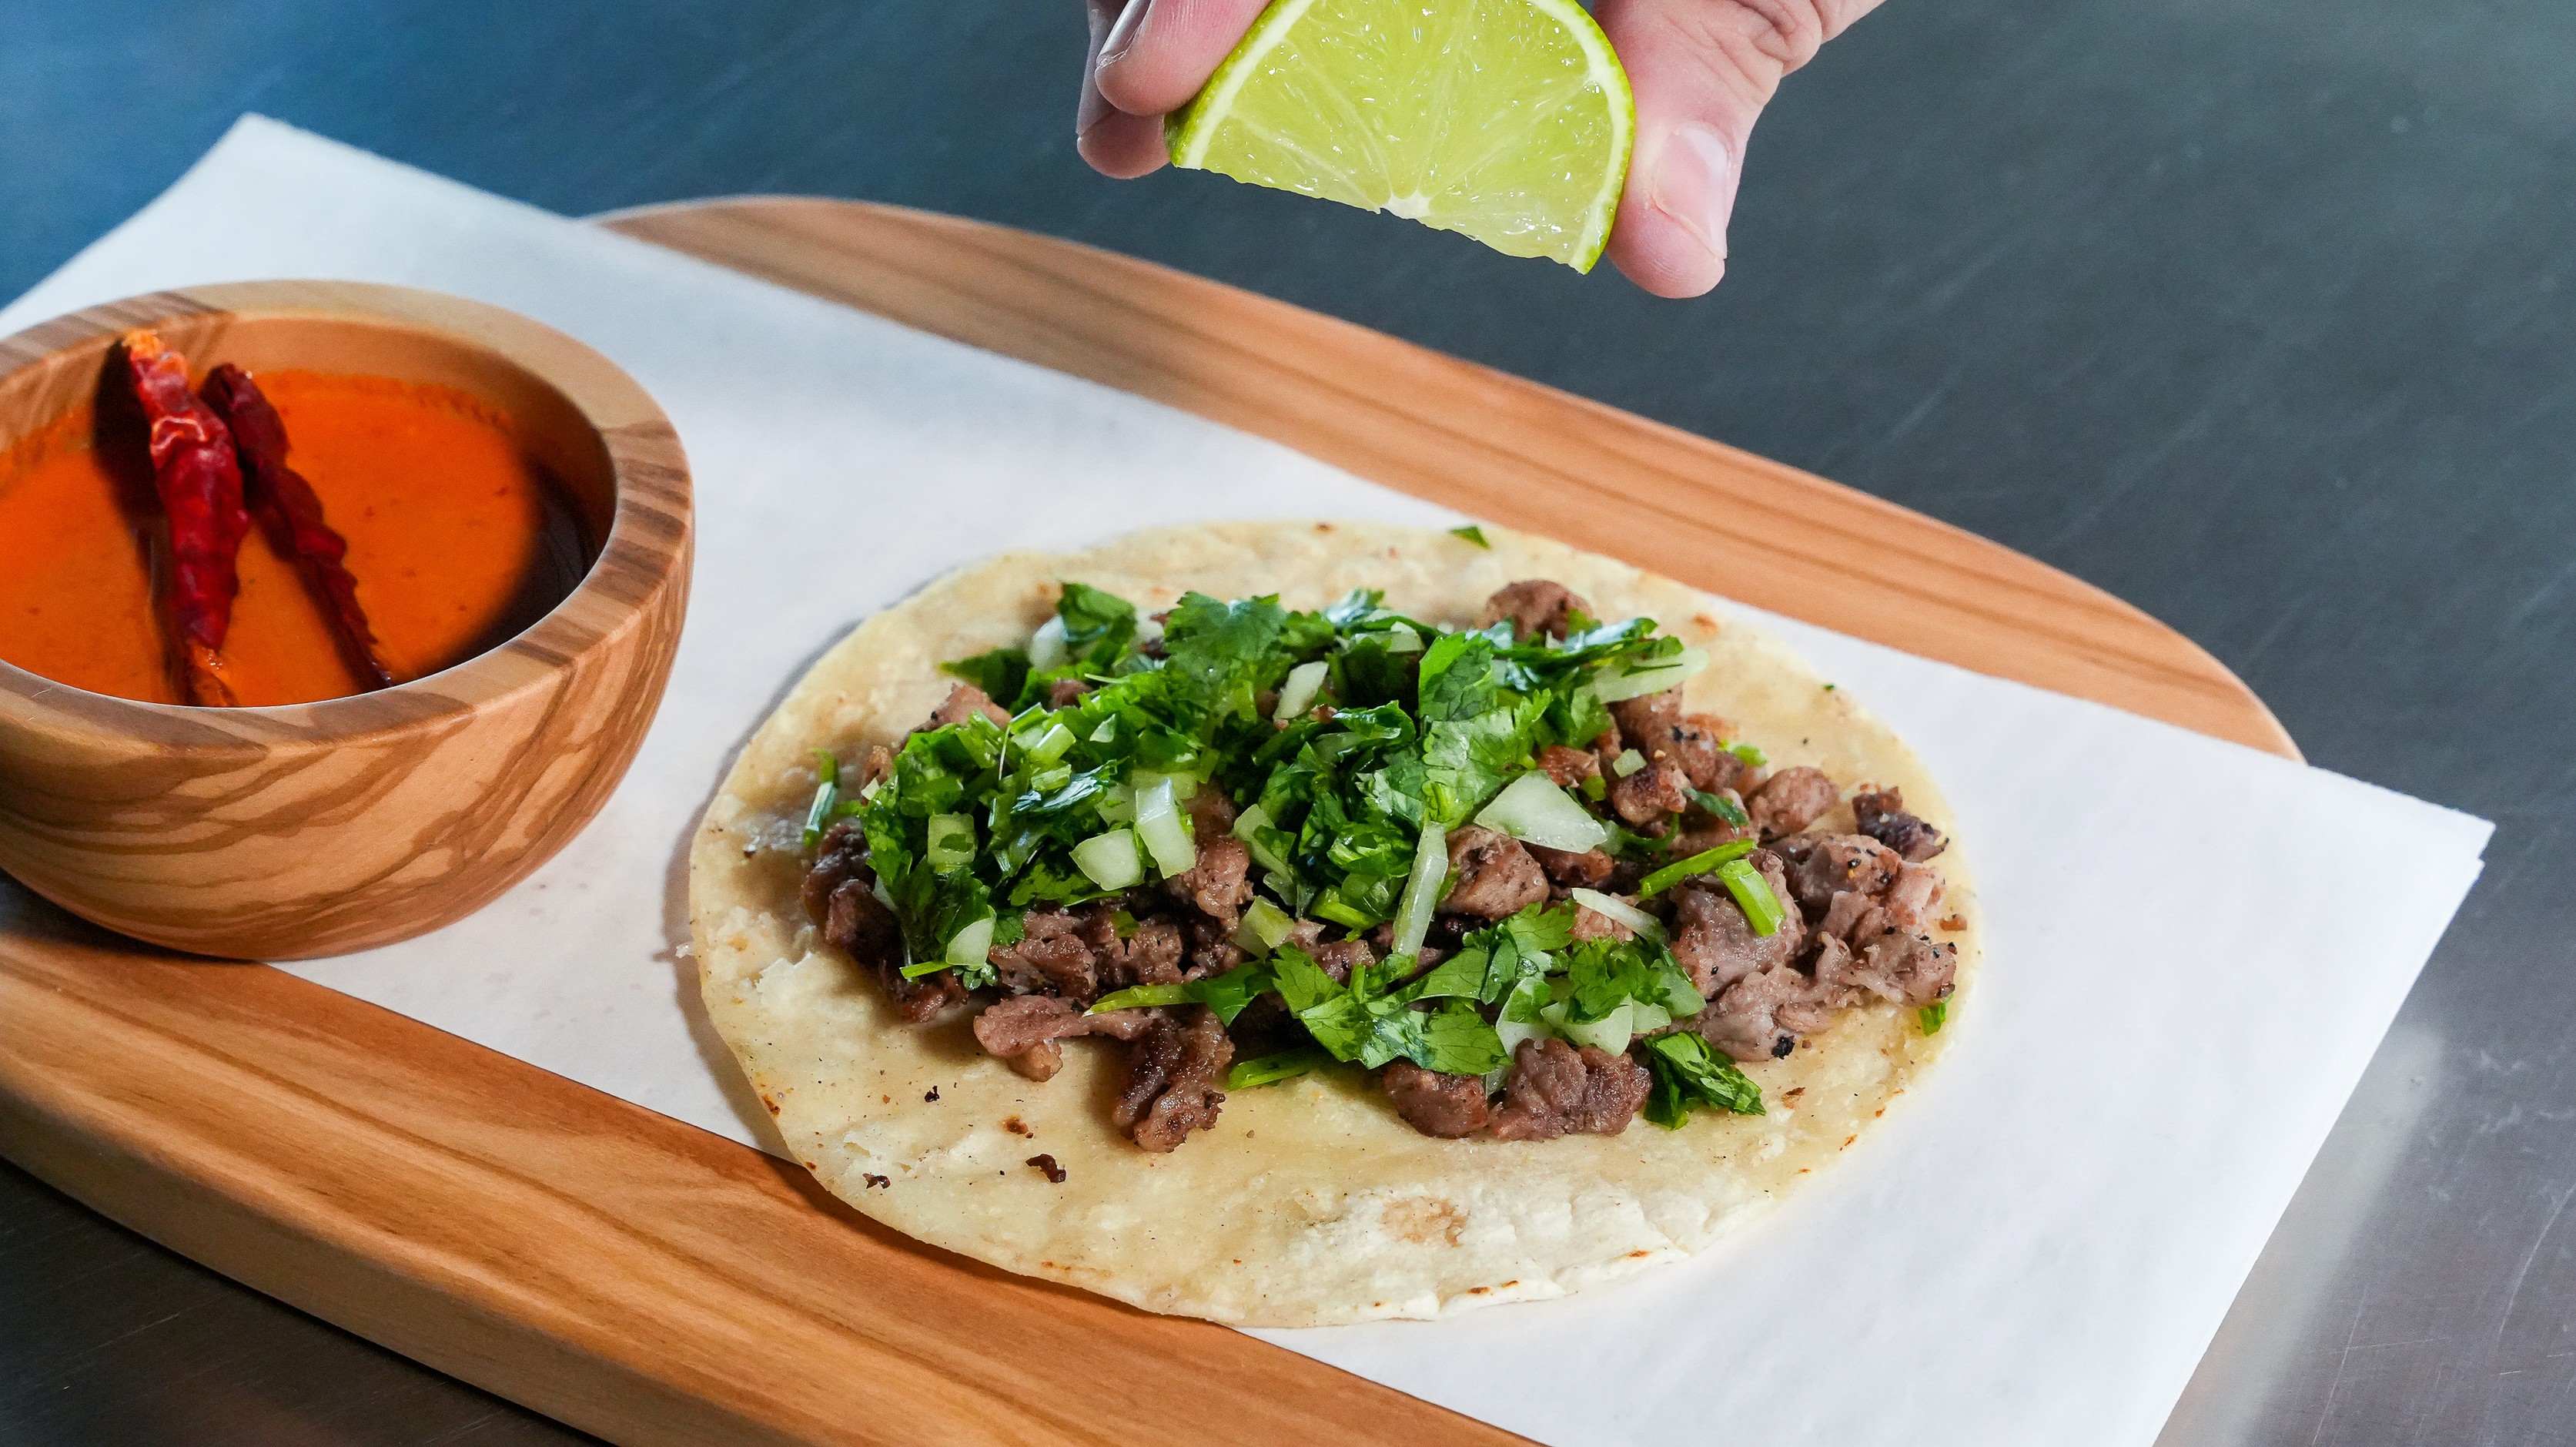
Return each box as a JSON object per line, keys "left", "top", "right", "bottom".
{"left": 1650, "top": 124, "right": 1734, "bottom": 260}
{"left": 1099, "top": 0, "right": 1151, "bottom": 70}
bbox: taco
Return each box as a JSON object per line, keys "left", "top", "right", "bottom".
{"left": 690, "top": 520, "right": 1975, "bottom": 1325}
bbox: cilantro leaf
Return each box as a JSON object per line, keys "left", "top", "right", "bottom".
{"left": 942, "top": 648, "right": 1029, "bottom": 708}
{"left": 1641, "top": 1033, "right": 1765, "bottom": 1127}
{"left": 1055, "top": 581, "right": 1138, "bottom": 665}
{"left": 1163, "top": 591, "right": 1290, "bottom": 718}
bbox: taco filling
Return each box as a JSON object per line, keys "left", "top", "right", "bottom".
{"left": 799, "top": 578, "right": 1957, "bottom": 1154}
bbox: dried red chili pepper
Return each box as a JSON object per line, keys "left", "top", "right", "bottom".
{"left": 122, "top": 330, "right": 249, "bottom": 706}
{"left": 202, "top": 364, "right": 396, "bottom": 692}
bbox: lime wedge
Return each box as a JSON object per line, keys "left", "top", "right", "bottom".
{"left": 1166, "top": 0, "right": 1634, "bottom": 271}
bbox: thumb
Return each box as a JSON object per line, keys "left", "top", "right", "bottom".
{"left": 1596, "top": 0, "right": 1881, "bottom": 298}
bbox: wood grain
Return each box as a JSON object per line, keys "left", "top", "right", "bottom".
{"left": 0, "top": 203, "right": 2299, "bottom": 1447}
{"left": 0, "top": 897, "right": 1507, "bottom": 1447}
{"left": 603, "top": 198, "right": 2297, "bottom": 761}
{"left": 0, "top": 283, "right": 693, "bottom": 959}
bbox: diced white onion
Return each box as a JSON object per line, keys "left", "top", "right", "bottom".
{"left": 1233, "top": 896, "right": 1296, "bottom": 955}
{"left": 945, "top": 915, "right": 995, "bottom": 966}
{"left": 1128, "top": 768, "right": 1199, "bottom": 802}
{"left": 1028, "top": 615, "right": 1070, "bottom": 671}
{"left": 1096, "top": 782, "right": 1135, "bottom": 825}
{"left": 1628, "top": 1000, "right": 1673, "bottom": 1034}
{"left": 1382, "top": 622, "right": 1424, "bottom": 655}
{"left": 1020, "top": 719, "right": 1075, "bottom": 765}
{"left": 1071, "top": 828, "right": 1143, "bottom": 890}
{"left": 1088, "top": 717, "right": 1118, "bottom": 743}
{"left": 1560, "top": 1000, "right": 1634, "bottom": 1055}
{"left": 1135, "top": 780, "right": 1198, "bottom": 876}
{"left": 1570, "top": 888, "right": 1664, "bottom": 941}
{"left": 1273, "top": 659, "right": 1329, "bottom": 721}
{"left": 1591, "top": 647, "right": 1708, "bottom": 703}
{"left": 924, "top": 812, "right": 975, "bottom": 872}
{"left": 1390, "top": 820, "right": 1450, "bottom": 959}
{"left": 1496, "top": 1017, "right": 1552, "bottom": 1060}
{"left": 1488, "top": 1017, "right": 1553, "bottom": 1091}
{"left": 1612, "top": 748, "right": 1646, "bottom": 777}
{"left": 1233, "top": 802, "right": 1292, "bottom": 875}
{"left": 1474, "top": 771, "right": 1611, "bottom": 854}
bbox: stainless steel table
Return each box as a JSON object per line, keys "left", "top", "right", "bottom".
{"left": 4, "top": 2, "right": 2571, "bottom": 1442}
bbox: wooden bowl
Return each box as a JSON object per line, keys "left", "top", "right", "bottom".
{"left": 0, "top": 282, "right": 691, "bottom": 959}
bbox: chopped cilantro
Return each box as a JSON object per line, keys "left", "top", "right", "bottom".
{"left": 1449, "top": 524, "right": 1490, "bottom": 548}
{"left": 1229, "top": 1047, "right": 1337, "bottom": 1090}
{"left": 942, "top": 648, "right": 1029, "bottom": 708}
{"left": 840, "top": 577, "right": 1741, "bottom": 1085}
{"left": 1641, "top": 1033, "right": 1765, "bottom": 1127}
{"left": 1919, "top": 999, "right": 1949, "bottom": 1034}
{"left": 1637, "top": 841, "right": 1757, "bottom": 896}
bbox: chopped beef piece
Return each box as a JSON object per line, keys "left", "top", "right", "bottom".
{"left": 1081, "top": 1007, "right": 1159, "bottom": 1040}
{"left": 1443, "top": 826, "right": 1551, "bottom": 917}
{"left": 1537, "top": 743, "right": 1601, "bottom": 789}
{"left": 805, "top": 822, "right": 963, "bottom": 1023}
{"left": 1487, "top": 1038, "right": 1651, "bottom": 1141}
{"left": 1076, "top": 906, "right": 1186, "bottom": 990}
{"left": 971, "top": 997, "right": 1159, "bottom": 1081}
{"left": 1620, "top": 708, "right": 1745, "bottom": 794}
{"left": 972, "top": 995, "right": 1089, "bottom": 1081}
{"left": 1281, "top": 919, "right": 1370, "bottom": 982}
{"left": 1047, "top": 677, "right": 1091, "bottom": 708}
{"left": 1882, "top": 859, "right": 1945, "bottom": 930}
{"left": 1853, "top": 785, "right": 1947, "bottom": 862}
{"left": 1748, "top": 765, "right": 1839, "bottom": 839}
{"left": 1784, "top": 833, "right": 1903, "bottom": 914}
{"left": 920, "top": 682, "right": 1011, "bottom": 732}
{"left": 1478, "top": 579, "right": 1593, "bottom": 643}
{"left": 1182, "top": 925, "right": 1248, "bottom": 980}
{"left": 1817, "top": 889, "right": 1877, "bottom": 942}
{"left": 988, "top": 907, "right": 1097, "bottom": 1000}
{"left": 1570, "top": 897, "right": 1637, "bottom": 941}
{"left": 1311, "top": 935, "right": 1378, "bottom": 981}
{"left": 1381, "top": 1060, "right": 1491, "bottom": 1138}
{"left": 1610, "top": 757, "right": 1693, "bottom": 826}
{"left": 1842, "top": 927, "right": 1959, "bottom": 1006}
{"left": 1607, "top": 689, "right": 1683, "bottom": 756}
{"left": 1183, "top": 785, "right": 1237, "bottom": 839}
{"left": 1113, "top": 1007, "right": 1233, "bottom": 1152}
{"left": 1529, "top": 842, "right": 1616, "bottom": 889}
{"left": 1667, "top": 851, "right": 1805, "bottom": 994}
{"left": 1166, "top": 835, "right": 1253, "bottom": 931}
{"left": 801, "top": 818, "right": 870, "bottom": 928}
{"left": 1701, "top": 963, "right": 1846, "bottom": 1062}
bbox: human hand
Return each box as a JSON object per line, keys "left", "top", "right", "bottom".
{"left": 1076, "top": 0, "right": 1885, "bottom": 297}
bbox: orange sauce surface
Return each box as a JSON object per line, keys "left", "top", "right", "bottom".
{"left": 0, "top": 371, "right": 590, "bottom": 706}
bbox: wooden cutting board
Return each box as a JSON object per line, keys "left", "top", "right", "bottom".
{"left": 0, "top": 199, "right": 2298, "bottom": 1447}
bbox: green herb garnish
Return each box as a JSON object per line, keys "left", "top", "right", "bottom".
{"left": 1715, "top": 857, "right": 1785, "bottom": 937}
{"left": 1641, "top": 1033, "right": 1765, "bottom": 1127}
{"left": 801, "top": 748, "right": 841, "bottom": 849}
{"left": 1636, "top": 841, "right": 1758, "bottom": 897}
{"left": 1449, "top": 524, "right": 1490, "bottom": 548}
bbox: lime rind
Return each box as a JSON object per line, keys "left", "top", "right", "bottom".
{"left": 1166, "top": 0, "right": 1634, "bottom": 273}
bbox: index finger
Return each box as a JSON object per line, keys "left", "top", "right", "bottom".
{"left": 1092, "top": 0, "right": 1273, "bottom": 118}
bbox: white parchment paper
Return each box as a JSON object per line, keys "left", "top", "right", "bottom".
{"left": 1, "top": 117, "right": 2492, "bottom": 1447}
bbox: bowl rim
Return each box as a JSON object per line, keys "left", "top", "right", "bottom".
{"left": 0, "top": 280, "right": 692, "bottom": 745}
